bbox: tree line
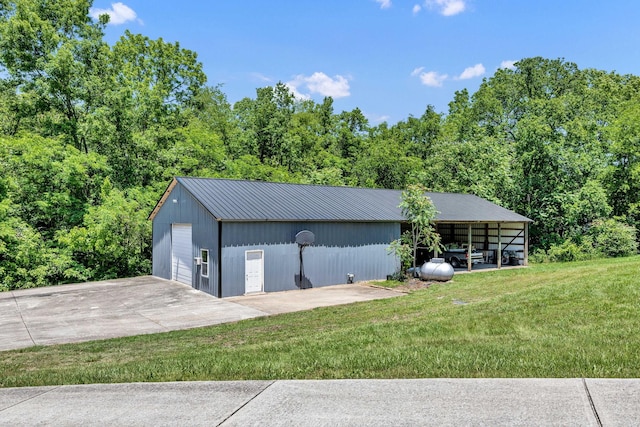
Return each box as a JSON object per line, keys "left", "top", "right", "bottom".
{"left": 1, "top": 0, "right": 638, "bottom": 290}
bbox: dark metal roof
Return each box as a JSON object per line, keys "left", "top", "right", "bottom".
{"left": 163, "top": 177, "right": 531, "bottom": 223}
{"left": 426, "top": 192, "right": 532, "bottom": 223}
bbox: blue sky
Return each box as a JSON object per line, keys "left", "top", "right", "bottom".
{"left": 90, "top": 0, "right": 640, "bottom": 124}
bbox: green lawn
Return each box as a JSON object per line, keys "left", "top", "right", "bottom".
{"left": 2, "top": 257, "right": 640, "bottom": 387}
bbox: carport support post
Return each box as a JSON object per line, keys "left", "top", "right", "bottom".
{"left": 524, "top": 222, "right": 529, "bottom": 266}
{"left": 497, "top": 223, "right": 502, "bottom": 269}
{"left": 467, "top": 224, "right": 472, "bottom": 272}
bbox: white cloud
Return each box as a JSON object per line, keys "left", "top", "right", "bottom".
{"left": 412, "top": 4, "right": 422, "bottom": 14}
{"left": 286, "top": 72, "right": 351, "bottom": 99}
{"left": 285, "top": 82, "right": 311, "bottom": 101}
{"left": 410, "top": 67, "right": 425, "bottom": 77}
{"left": 426, "top": 0, "right": 467, "bottom": 16}
{"left": 499, "top": 60, "right": 517, "bottom": 70}
{"left": 90, "top": 2, "right": 140, "bottom": 25}
{"left": 458, "top": 63, "right": 485, "bottom": 79}
{"left": 249, "top": 72, "right": 273, "bottom": 83}
{"left": 412, "top": 68, "right": 448, "bottom": 87}
{"left": 420, "top": 71, "right": 448, "bottom": 86}
{"left": 370, "top": 114, "right": 391, "bottom": 123}
{"left": 375, "top": 0, "right": 392, "bottom": 9}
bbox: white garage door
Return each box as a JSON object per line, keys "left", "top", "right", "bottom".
{"left": 172, "top": 224, "right": 192, "bottom": 285}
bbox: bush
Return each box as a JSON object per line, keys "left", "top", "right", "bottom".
{"left": 531, "top": 218, "right": 638, "bottom": 263}
{"left": 547, "top": 239, "right": 596, "bottom": 262}
{"left": 531, "top": 239, "right": 597, "bottom": 263}
{"left": 388, "top": 235, "right": 413, "bottom": 274}
{"left": 588, "top": 219, "right": 638, "bottom": 257}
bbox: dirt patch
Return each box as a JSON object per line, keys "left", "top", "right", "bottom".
{"left": 370, "top": 277, "right": 443, "bottom": 292}
{"left": 396, "top": 278, "right": 435, "bottom": 291}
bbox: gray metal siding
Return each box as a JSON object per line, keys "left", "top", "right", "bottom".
{"left": 152, "top": 220, "right": 172, "bottom": 280}
{"left": 151, "top": 183, "right": 220, "bottom": 295}
{"left": 221, "top": 222, "right": 400, "bottom": 297}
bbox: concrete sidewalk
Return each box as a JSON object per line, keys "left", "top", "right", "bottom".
{"left": 1, "top": 379, "right": 638, "bottom": 426}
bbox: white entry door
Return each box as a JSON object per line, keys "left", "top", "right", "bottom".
{"left": 245, "top": 250, "right": 264, "bottom": 294}
{"left": 172, "top": 224, "right": 192, "bottom": 285}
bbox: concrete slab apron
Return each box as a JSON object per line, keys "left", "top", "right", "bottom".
{"left": 227, "top": 283, "right": 404, "bottom": 315}
{"left": 0, "top": 277, "right": 267, "bottom": 351}
{"left": 0, "top": 292, "right": 34, "bottom": 350}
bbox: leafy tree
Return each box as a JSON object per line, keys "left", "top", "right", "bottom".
{"left": 225, "top": 155, "right": 299, "bottom": 183}
{"left": 234, "top": 83, "right": 295, "bottom": 168}
{"left": 0, "top": 0, "right": 110, "bottom": 150}
{"left": 452, "top": 57, "right": 618, "bottom": 247}
{"left": 565, "top": 180, "right": 612, "bottom": 236}
{"left": 58, "top": 180, "right": 153, "bottom": 280}
{"left": 335, "top": 107, "right": 368, "bottom": 160}
{"left": 0, "top": 174, "right": 86, "bottom": 289}
{"left": 392, "top": 105, "right": 442, "bottom": 160}
{"left": 108, "top": 30, "right": 206, "bottom": 131}
{"left": 191, "top": 86, "right": 242, "bottom": 157}
{"left": 354, "top": 123, "right": 422, "bottom": 189}
{"left": 88, "top": 31, "right": 207, "bottom": 186}
{"left": 442, "top": 88, "right": 479, "bottom": 142}
{"left": 156, "top": 120, "right": 227, "bottom": 180}
{"left": 420, "top": 136, "right": 515, "bottom": 205}
{"left": 604, "top": 99, "right": 640, "bottom": 230}
{"left": 0, "top": 134, "right": 109, "bottom": 237}
{"left": 388, "top": 236, "right": 413, "bottom": 275}
{"left": 391, "top": 184, "right": 442, "bottom": 272}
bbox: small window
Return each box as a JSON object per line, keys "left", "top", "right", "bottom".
{"left": 201, "top": 249, "right": 209, "bottom": 278}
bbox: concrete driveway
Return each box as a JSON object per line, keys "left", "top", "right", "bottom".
{"left": 0, "top": 277, "right": 403, "bottom": 351}
{"left": 226, "top": 283, "right": 405, "bottom": 315}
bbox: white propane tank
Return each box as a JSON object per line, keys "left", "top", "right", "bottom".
{"left": 419, "top": 258, "right": 454, "bottom": 282}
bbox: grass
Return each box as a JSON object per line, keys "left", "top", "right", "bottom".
{"left": 2, "top": 256, "right": 640, "bottom": 387}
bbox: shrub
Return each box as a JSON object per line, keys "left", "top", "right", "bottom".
{"left": 549, "top": 239, "right": 597, "bottom": 262}
{"left": 588, "top": 219, "right": 638, "bottom": 257}
{"left": 531, "top": 219, "right": 638, "bottom": 263}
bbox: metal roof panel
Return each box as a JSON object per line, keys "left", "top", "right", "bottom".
{"left": 170, "top": 177, "right": 532, "bottom": 223}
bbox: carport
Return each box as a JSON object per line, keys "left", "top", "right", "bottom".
{"left": 412, "top": 193, "right": 533, "bottom": 271}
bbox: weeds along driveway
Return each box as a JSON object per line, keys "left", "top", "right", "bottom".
{"left": 0, "top": 277, "right": 405, "bottom": 352}
{"left": 0, "top": 277, "right": 266, "bottom": 351}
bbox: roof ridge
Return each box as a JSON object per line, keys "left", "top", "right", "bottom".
{"left": 177, "top": 176, "right": 403, "bottom": 193}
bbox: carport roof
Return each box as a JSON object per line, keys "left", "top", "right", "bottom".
{"left": 149, "top": 177, "right": 532, "bottom": 223}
